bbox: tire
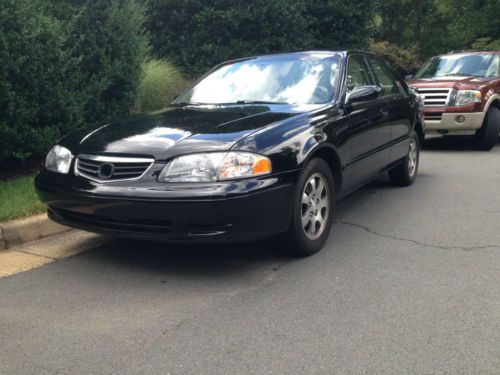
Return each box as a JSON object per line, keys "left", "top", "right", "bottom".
{"left": 284, "top": 158, "right": 335, "bottom": 257}
{"left": 389, "top": 131, "right": 420, "bottom": 187}
{"left": 475, "top": 106, "right": 500, "bottom": 151}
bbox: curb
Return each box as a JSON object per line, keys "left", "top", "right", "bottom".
{"left": 0, "top": 213, "right": 70, "bottom": 250}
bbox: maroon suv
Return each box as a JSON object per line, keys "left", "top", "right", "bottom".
{"left": 408, "top": 51, "right": 499, "bottom": 150}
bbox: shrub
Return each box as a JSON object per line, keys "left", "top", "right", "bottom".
{"left": 0, "top": 0, "right": 149, "bottom": 166}
{"left": 0, "top": 0, "right": 82, "bottom": 163}
{"left": 369, "top": 40, "right": 421, "bottom": 77}
{"left": 69, "top": 0, "right": 150, "bottom": 123}
{"left": 133, "top": 59, "right": 186, "bottom": 113}
{"left": 146, "top": 0, "right": 313, "bottom": 76}
{"left": 146, "top": 0, "right": 375, "bottom": 77}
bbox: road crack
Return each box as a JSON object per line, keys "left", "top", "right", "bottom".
{"left": 335, "top": 220, "right": 499, "bottom": 252}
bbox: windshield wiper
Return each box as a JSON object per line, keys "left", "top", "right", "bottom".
{"left": 169, "top": 101, "right": 206, "bottom": 107}
{"left": 230, "top": 100, "right": 289, "bottom": 105}
{"left": 441, "top": 73, "right": 481, "bottom": 77}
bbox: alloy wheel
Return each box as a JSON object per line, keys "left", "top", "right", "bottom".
{"left": 301, "top": 173, "right": 330, "bottom": 240}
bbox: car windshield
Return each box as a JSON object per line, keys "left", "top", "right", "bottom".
{"left": 415, "top": 53, "right": 499, "bottom": 79}
{"left": 174, "top": 54, "right": 342, "bottom": 105}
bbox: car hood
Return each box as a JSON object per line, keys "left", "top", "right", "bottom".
{"left": 61, "top": 106, "right": 300, "bottom": 160}
{"left": 407, "top": 76, "right": 495, "bottom": 90}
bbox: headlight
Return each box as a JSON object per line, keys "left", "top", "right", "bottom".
{"left": 452, "top": 90, "right": 481, "bottom": 106}
{"left": 45, "top": 145, "right": 73, "bottom": 174}
{"left": 158, "top": 152, "right": 272, "bottom": 182}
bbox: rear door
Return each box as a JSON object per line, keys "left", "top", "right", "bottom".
{"left": 346, "top": 54, "right": 391, "bottom": 188}
{"left": 367, "top": 57, "right": 413, "bottom": 163}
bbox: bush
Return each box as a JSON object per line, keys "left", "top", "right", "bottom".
{"left": 0, "top": 0, "right": 82, "bottom": 163}
{"left": 146, "top": 0, "right": 375, "bottom": 77}
{"left": 146, "top": 0, "right": 313, "bottom": 76}
{"left": 369, "top": 40, "right": 421, "bottom": 77}
{"left": 0, "top": 0, "right": 149, "bottom": 166}
{"left": 133, "top": 59, "right": 186, "bottom": 113}
{"left": 69, "top": 0, "right": 149, "bottom": 123}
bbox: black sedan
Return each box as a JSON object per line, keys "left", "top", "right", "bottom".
{"left": 36, "top": 51, "right": 424, "bottom": 256}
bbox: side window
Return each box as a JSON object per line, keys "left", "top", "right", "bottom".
{"left": 347, "top": 55, "right": 375, "bottom": 92}
{"left": 369, "top": 58, "right": 401, "bottom": 96}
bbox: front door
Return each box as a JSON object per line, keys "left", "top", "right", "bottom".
{"left": 368, "top": 57, "right": 413, "bottom": 163}
{"left": 346, "top": 55, "right": 391, "bottom": 188}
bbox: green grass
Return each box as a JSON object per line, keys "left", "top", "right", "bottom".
{"left": 0, "top": 175, "right": 45, "bottom": 222}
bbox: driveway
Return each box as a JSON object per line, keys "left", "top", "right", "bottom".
{"left": 1, "top": 138, "right": 499, "bottom": 374}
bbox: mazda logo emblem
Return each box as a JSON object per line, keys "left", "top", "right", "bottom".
{"left": 97, "top": 162, "right": 115, "bottom": 180}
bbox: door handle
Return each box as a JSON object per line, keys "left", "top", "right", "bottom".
{"left": 380, "top": 108, "right": 389, "bottom": 116}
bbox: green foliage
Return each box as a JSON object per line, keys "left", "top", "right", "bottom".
{"left": 0, "top": 0, "right": 82, "bottom": 163}
{"left": 374, "top": 0, "right": 500, "bottom": 59}
{"left": 305, "top": 0, "right": 374, "bottom": 51}
{"left": 69, "top": 0, "right": 149, "bottom": 123}
{"left": 146, "top": 0, "right": 314, "bottom": 76}
{"left": 0, "top": 0, "right": 149, "bottom": 166}
{"left": 133, "top": 59, "right": 186, "bottom": 113}
{"left": 471, "top": 37, "right": 500, "bottom": 51}
{"left": 369, "top": 41, "right": 421, "bottom": 76}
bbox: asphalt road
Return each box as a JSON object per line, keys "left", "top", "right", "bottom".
{"left": 1, "top": 137, "right": 499, "bottom": 374}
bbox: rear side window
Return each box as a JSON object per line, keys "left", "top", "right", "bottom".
{"left": 369, "top": 58, "right": 401, "bottom": 96}
{"left": 346, "top": 55, "right": 375, "bottom": 92}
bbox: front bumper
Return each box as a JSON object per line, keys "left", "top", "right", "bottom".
{"left": 35, "top": 170, "right": 297, "bottom": 243}
{"left": 424, "top": 112, "right": 485, "bottom": 135}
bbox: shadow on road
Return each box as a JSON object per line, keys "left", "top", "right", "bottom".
{"left": 423, "top": 135, "right": 500, "bottom": 152}
{"left": 85, "top": 234, "right": 294, "bottom": 280}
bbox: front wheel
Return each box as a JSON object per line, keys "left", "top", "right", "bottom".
{"left": 475, "top": 107, "right": 500, "bottom": 151}
{"left": 389, "top": 132, "right": 420, "bottom": 187}
{"left": 285, "top": 158, "right": 335, "bottom": 257}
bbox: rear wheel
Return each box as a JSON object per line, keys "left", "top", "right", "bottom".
{"left": 389, "top": 131, "right": 419, "bottom": 187}
{"left": 475, "top": 106, "right": 500, "bottom": 151}
{"left": 285, "top": 158, "right": 335, "bottom": 257}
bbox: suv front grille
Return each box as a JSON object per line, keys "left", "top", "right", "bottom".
{"left": 415, "top": 88, "right": 452, "bottom": 107}
{"left": 424, "top": 112, "right": 443, "bottom": 121}
{"left": 75, "top": 155, "right": 154, "bottom": 182}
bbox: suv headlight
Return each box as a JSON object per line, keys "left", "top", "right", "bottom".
{"left": 45, "top": 145, "right": 73, "bottom": 174}
{"left": 158, "top": 152, "right": 272, "bottom": 182}
{"left": 452, "top": 90, "right": 481, "bottom": 106}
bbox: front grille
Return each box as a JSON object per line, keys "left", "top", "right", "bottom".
{"left": 424, "top": 112, "right": 443, "bottom": 121}
{"left": 75, "top": 155, "right": 154, "bottom": 182}
{"left": 415, "top": 88, "right": 452, "bottom": 107}
{"left": 51, "top": 208, "right": 172, "bottom": 234}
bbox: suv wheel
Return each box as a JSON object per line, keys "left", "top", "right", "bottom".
{"left": 389, "top": 131, "right": 420, "bottom": 187}
{"left": 285, "top": 158, "right": 335, "bottom": 257}
{"left": 475, "top": 106, "right": 500, "bottom": 151}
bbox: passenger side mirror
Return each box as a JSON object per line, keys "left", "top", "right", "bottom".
{"left": 345, "top": 85, "right": 381, "bottom": 105}
{"left": 404, "top": 74, "right": 413, "bottom": 81}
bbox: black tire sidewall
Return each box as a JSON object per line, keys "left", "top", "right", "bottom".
{"left": 389, "top": 131, "right": 420, "bottom": 186}
{"left": 476, "top": 107, "right": 500, "bottom": 150}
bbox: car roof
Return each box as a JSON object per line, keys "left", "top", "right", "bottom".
{"left": 220, "top": 50, "right": 379, "bottom": 66}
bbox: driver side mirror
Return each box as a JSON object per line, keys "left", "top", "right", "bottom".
{"left": 345, "top": 85, "right": 382, "bottom": 105}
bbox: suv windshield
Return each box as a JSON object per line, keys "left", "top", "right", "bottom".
{"left": 415, "top": 53, "right": 499, "bottom": 79}
{"left": 174, "top": 54, "right": 342, "bottom": 105}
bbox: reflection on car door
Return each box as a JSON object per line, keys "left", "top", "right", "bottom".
{"left": 368, "top": 57, "right": 413, "bottom": 163}
{"left": 346, "top": 55, "right": 391, "bottom": 189}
